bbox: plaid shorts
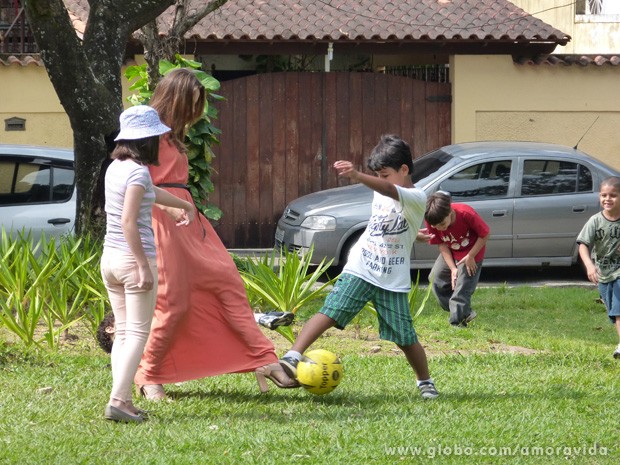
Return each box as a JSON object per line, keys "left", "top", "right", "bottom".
{"left": 320, "top": 273, "right": 418, "bottom": 346}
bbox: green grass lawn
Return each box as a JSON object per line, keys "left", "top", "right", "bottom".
{"left": 1, "top": 285, "right": 618, "bottom": 464}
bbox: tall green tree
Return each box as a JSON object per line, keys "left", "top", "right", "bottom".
{"left": 25, "top": 1, "right": 229, "bottom": 235}
{"left": 24, "top": 0, "right": 175, "bottom": 235}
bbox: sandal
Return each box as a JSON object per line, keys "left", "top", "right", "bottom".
{"left": 136, "top": 384, "right": 166, "bottom": 401}
{"left": 255, "top": 363, "right": 300, "bottom": 392}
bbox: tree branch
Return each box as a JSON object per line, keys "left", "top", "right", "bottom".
{"left": 170, "top": 0, "right": 229, "bottom": 37}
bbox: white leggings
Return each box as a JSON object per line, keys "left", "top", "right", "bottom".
{"left": 101, "top": 248, "right": 157, "bottom": 403}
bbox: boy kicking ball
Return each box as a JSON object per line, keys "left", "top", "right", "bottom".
{"left": 577, "top": 176, "right": 620, "bottom": 358}
{"left": 279, "top": 135, "right": 438, "bottom": 399}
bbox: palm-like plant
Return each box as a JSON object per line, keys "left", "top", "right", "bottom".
{"left": 240, "top": 246, "right": 336, "bottom": 342}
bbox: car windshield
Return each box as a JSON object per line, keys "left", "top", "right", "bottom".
{"left": 411, "top": 149, "right": 456, "bottom": 186}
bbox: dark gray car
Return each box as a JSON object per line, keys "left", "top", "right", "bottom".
{"left": 275, "top": 141, "right": 620, "bottom": 269}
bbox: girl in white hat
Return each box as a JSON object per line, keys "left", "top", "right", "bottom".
{"left": 101, "top": 105, "right": 195, "bottom": 423}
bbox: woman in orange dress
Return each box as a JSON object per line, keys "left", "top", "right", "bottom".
{"left": 134, "top": 68, "right": 298, "bottom": 399}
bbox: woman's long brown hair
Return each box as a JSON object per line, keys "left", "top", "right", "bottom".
{"left": 149, "top": 68, "right": 206, "bottom": 153}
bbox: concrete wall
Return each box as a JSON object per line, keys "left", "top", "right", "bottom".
{"left": 0, "top": 64, "right": 72, "bottom": 147}
{"left": 0, "top": 62, "right": 136, "bottom": 149}
{"left": 451, "top": 54, "right": 620, "bottom": 170}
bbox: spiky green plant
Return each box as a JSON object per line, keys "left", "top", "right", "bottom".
{"left": 240, "top": 246, "right": 335, "bottom": 342}
{"left": 0, "top": 230, "right": 108, "bottom": 348}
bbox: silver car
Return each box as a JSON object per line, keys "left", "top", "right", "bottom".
{"left": 275, "top": 141, "right": 620, "bottom": 269}
{"left": 0, "top": 144, "right": 75, "bottom": 242}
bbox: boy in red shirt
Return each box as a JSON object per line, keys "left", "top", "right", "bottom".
{"left": 424, "top": 192, "right": 490, "bottom": 327}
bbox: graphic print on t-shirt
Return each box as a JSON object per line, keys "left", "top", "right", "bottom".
{"left": 360, "top": 202, "right": 409, "bottom": 275}
{"left": 442, "top": 230, "right": 471, "bottom": 251}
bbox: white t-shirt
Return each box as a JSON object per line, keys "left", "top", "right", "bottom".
{"left": 103, "top": 159, "right": 156, "bottom": 257}
{"left": 343, "top": 185, "right": 426, "bottom": 292}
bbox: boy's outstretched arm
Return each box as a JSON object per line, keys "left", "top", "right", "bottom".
{"left": 333, "top": 160, "right": 399, "bottom": 200}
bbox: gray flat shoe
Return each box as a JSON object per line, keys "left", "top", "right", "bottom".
{"left": 105, "top": 404, "right": 144, "bottom": 423}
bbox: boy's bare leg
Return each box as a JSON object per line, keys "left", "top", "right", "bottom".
{"left": 615, "top": 319, "right": 620, "bottom": 341}
{"left": 290, "top": 313, "right": 337, "bottom": 354}
{"left": 398, "top": 342, "right": 430, "bottom": 381}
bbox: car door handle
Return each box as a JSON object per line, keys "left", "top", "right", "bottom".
{"left": 572, "top": 206, "right": 586, "bottom": 213}
{"left": 48, "top": 218, "right": 71, "bottom": 225}
{"left": 492, "top": 210, "right": 507, "bottom": 217}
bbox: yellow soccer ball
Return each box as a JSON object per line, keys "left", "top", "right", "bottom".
{"left": 297, "top": 349, "right": 344, "bottom": 395}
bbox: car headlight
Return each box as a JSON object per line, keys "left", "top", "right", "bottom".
{"left": 300, "top": 215, "right": 336, "bottom": 230}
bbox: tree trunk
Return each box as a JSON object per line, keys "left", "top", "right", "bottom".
{"left": 24, "top": 0, "right": 174, "bottom": 236}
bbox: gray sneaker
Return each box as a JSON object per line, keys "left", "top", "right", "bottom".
{"left": 258, "top": 311, "right": 294, "bottom": 330}
{"left": 418, "top": 381, "right": 439, "bottom": 400}
{"left": 613, "top": 345, "right": 620, "bottom": 359}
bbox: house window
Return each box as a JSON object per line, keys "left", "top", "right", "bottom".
{"left": 576, "top": 0, "right": 620, "bottom": 22}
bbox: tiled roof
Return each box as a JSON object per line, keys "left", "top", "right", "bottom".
{"left": 6, "top": 53, "right": 618, "bottom": 68}
{"left": 2, "top": 1, "right": 572, "bottom": 66}
{"left": 187, "top": 0, "right": 568, "bottom": 43}
{"left": 62, "top": 0, "right": 569, "bottom": 45}
{"left": 516, "top": 54, "right": 620, "bottom": 66}
{"left": 0, "top": 55, "right": 44, "bottom": 66}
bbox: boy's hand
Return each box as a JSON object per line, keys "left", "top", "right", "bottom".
{"left": 417, "top": 228, "right": 434, "bottom": 243}
{"left": 333, "top": 161, "right": 358, "bottom": 179}
{"left": 457, "top": 254, "right": 478, "bottom": 276}
{"left": 584, "top": 263, "right": 600, "bottom": 284}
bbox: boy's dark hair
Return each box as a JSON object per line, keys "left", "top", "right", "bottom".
{"left": 111, "top": 136, "right": 160, "bottom": 166}
{"left": 601, "top": 176, "right": 620, "bottom": 191}
{"left": 367, "top": 134, "right": 414, "bottom": 178}
{"left": 425, "top": 191, "right": 452, "bottom": 226}
{"left": 96, "top": 312, "right": 115, "bottom": 354}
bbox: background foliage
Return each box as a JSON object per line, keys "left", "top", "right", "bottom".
{"left": 125, "top": 55, "right": 224, "bottom": 220}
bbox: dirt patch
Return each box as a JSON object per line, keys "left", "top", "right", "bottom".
{"left": 261, "top": 325, "right": 542, "bottom": 358}
{"left": 2, "top": 319, "right": 540, "bottom": 359}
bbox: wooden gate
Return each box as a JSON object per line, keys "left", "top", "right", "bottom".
{"left": 211, "top": 72, "right": 451, "bottom": 248}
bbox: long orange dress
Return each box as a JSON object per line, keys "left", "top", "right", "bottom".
{"left": 134, "top": 136, "right": 277, "bottom": 385}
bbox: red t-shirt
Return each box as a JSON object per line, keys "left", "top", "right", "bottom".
{"left": 425, "top": 203, "right": 490, "bottom": 262}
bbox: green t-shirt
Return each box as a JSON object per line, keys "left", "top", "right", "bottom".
{"left": 577, "top": 212, "right": 620, "bottom": 283}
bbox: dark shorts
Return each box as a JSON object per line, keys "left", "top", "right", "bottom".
{"left": 320, "top": 273, "right": 418, "bottom": 346}
{"left": 599, "top": 279, "right": 620, "bottom": 324}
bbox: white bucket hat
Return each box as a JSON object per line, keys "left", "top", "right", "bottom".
{"left": 114, "top": 105, "right": 171, "bottom": 141}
